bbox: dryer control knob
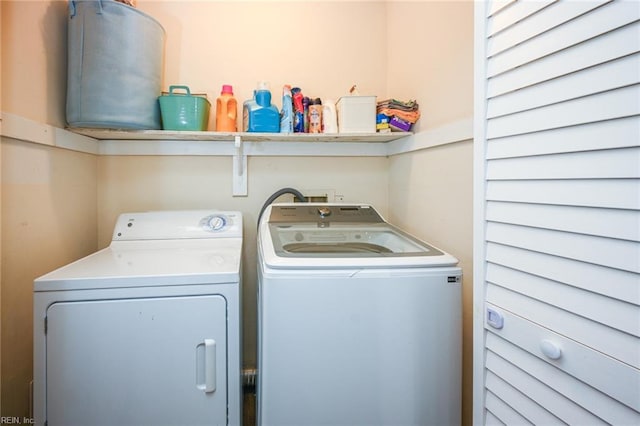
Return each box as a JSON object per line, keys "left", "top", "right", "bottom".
{"left": 203, "top": 215, "right": 227, "bottom": 232}
{"left": 318, "top": 207, "right": 332, "bottom": 217}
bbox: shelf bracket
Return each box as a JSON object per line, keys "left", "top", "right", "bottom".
{"left": 232, "top": 135, "right": 248, "bottom": 196}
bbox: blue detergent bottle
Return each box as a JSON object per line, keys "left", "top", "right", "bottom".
{"left": 243, "top": 81, "right": 280, "bottom": 133}
{"left": 280, "top": 84, "right": 293, "bottom": 133}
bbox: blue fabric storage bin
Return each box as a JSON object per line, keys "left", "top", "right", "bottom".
{"left": 66, "top": 0, "right": 165, "bottom": 129}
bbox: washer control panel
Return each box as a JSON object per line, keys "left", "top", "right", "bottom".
{"left": 269, "top": 204, "right": 384, "bottom": 224}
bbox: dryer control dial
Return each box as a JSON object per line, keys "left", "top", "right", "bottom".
{"left": 201, "top": 214, "right": 228, "bottom": 232}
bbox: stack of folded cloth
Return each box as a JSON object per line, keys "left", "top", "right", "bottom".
{"left": 376, "top": 99, "right": 421, "bottom": 132}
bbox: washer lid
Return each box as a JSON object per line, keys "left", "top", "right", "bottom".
{"left": 269, "top": 223, "right": 443, "bottom": 258}
{"left": 259, "top": 204, "right": 458, "bottom": 269}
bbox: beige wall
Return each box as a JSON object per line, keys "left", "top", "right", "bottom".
{"left": 1, "top": 138, "right": 97, "bottom": 417}
{"left": 1, "top": 1, "right": 68, "bottom": 128}
{"left": 386, "top": 0, "right": 474, "bottom": 130}
{"left": 1, "top": 0, "right": 474, "bottom": 423}
{"left": 0, "top": 0, "right": 98, "bottom": 419}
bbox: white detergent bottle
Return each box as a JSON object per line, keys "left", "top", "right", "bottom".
{"left": 322, "top": 99, "right": 337, "bottom": 133}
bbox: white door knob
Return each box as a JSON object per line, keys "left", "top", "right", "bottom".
{"left": 540, "top": 339, "right": 562, "bottom": 360}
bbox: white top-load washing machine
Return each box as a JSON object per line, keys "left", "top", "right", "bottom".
{"left": 257, "top": 203, "right": 462, "bottom": 426}
{"left": 33, "top": 210, "right": 243, "bottom": 426}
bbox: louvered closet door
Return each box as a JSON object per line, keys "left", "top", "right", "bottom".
{"left": 474, "top": 1, "right": 640, "bottom": 424}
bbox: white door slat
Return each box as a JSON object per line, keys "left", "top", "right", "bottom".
{"left": 486, "top": 85, "right": 640, "bottom": 139}
{"left": 486, "top": 0, "right": 516, "bottom": 18}
{"left": 484, "top": 303, "right": 640, "bottom": 411}
{"left": 487, "top": 23, "right": 640, "bottom": 97}
{"left": 487, "top": 0, "right": 640, "bottom": 77}
{"left": 486, "top": 333, "right": 640, "bottom": 425}
{"left": 486, "top": 222, "right": 640, "bottom": 273}
{"left": 487, "top": 54, "right": 640, "bottom": 117}
{"left": 488, "top": 0, "right": 516, "bottom": 19}
{"left": 487, "top": 263, "right": 640, "bottom": 336}
{"left": 486, "top": 390, "right": 534, "bottom": 425}
{"left": 486, "top": 285, "right": 640, "bottom": 368}
{"left": 486, "top": 201, "right": 640, "bottom": 242}
{"left": 486, "top": 147, "right": 640, "bottom": 180}
{"left": 485, "top": 410, "right": 505, "bottom": 426}
{"left": 488, "top": 0, "right": 611, "bottom": 57}
{"left": 487, "top": 0, "right": 556, "bottom": 37}
{"left": 486, "top": 116, "right": 640, "bottom": 159}
{"left": 485, "top": 371, "right": 564, "bottom": 425}
{"left": 486, "top": 354, "right": 607, "bottom": 425}
{"left": 486, "top": 179, "right": 640, "bottom": 210}
{"left": 487, "top": 243, "right": 640, "bottom": 304}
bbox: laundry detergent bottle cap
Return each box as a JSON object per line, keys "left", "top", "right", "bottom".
{"left": 215, "top": 83, "right": 237, "bottom": 132}
{"left": 255, "top": 81, "right": 272, "bottom": 107}
{"left": 221, "top": 84, "right": 234, "bottom": 95}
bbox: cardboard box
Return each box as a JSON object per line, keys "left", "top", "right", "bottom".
{"left": 336, "top": 96, "right": 376, "bottom": 133}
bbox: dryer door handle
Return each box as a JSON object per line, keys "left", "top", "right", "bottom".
{"left": 204, "top": 339, "right": 216, "bottom": 393}
{"left": 196, "top": 339, "right": 216, "bottom": 393}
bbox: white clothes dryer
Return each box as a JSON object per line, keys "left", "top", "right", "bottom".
{"left": 257, "top": 203, "right": 462, "bottom": 426}
{"left": 33, "top": 210, "right": 243, "bottom": 426}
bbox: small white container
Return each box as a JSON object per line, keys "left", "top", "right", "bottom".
{"left": 322, "top": 99, "right": 338, "bottom": 133}
{"left": 336, "top": 96, "right": 376, "bottom": 133}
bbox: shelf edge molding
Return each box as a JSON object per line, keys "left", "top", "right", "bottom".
{"left": 0, "top": 112, "right": 99, "bottom": 155}
{"left": 386, "top": 117, "right": 474, "bottom": 155}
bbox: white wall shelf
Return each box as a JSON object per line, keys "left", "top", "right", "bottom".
{"left": 2, "top": 112, "right": 472, "bottom": 158}
{"left": 70, "top": 128, "right": 413, "bottom": 159}
{"left": 2, "top": 112, "right": 472, "bottom": 196}
{"left": 69, "top": 128, "right": 410, "bottom": 143}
